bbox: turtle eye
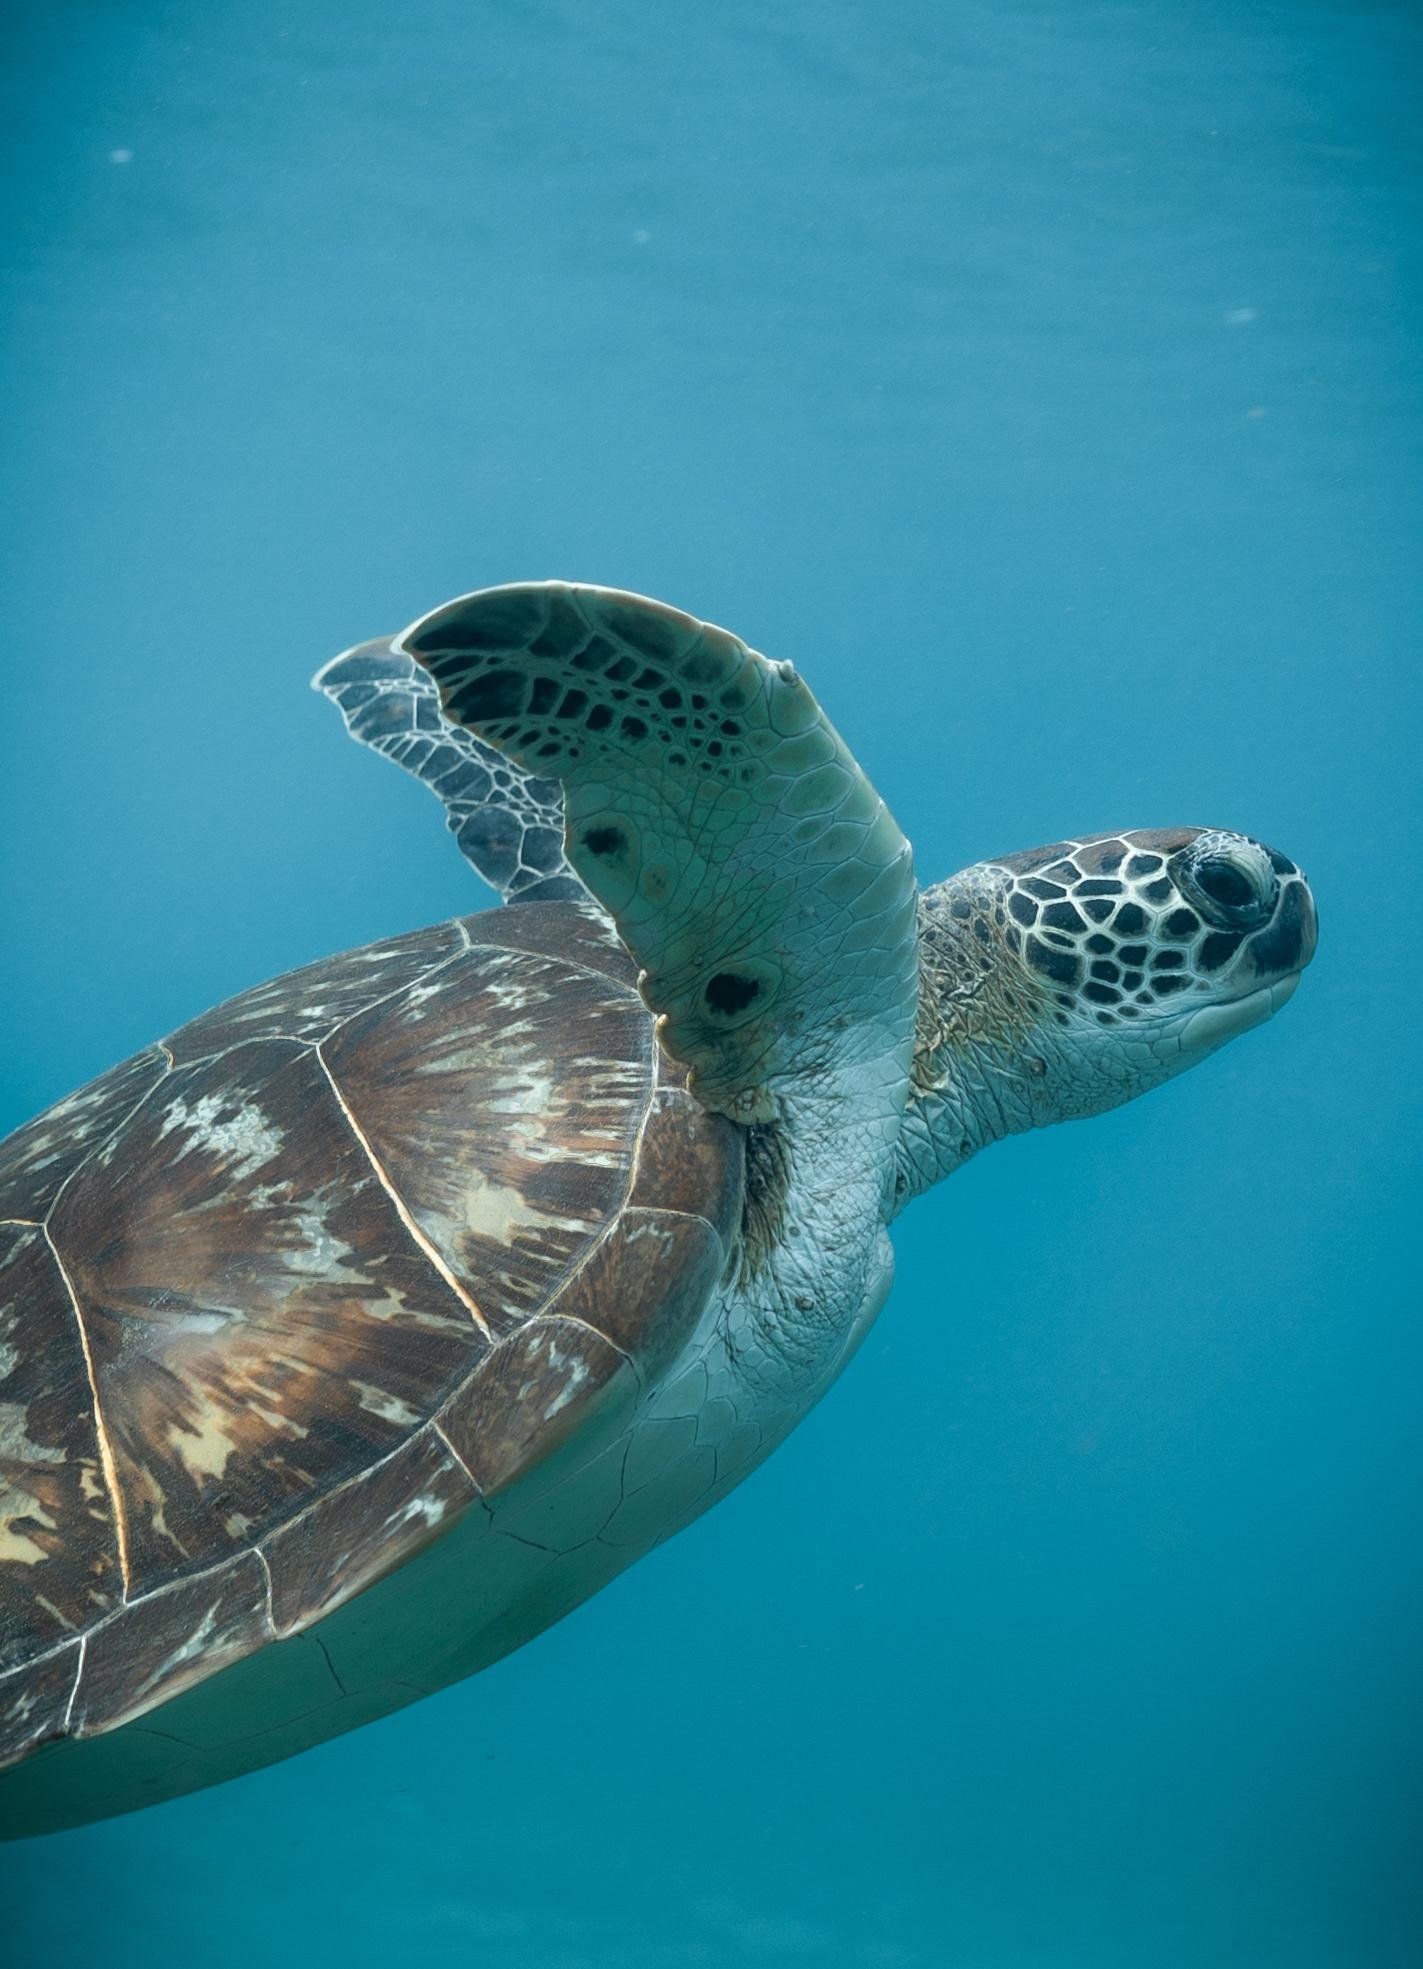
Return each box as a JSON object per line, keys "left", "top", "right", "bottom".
{"left": 1171, "top": 837, "right": 1277, "bottom": 930}
{"left": 1194, "top": 858, "right": 1257, "bottom": 911}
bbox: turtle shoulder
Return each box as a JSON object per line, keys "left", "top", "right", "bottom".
{"left": 0, "top": 903, "right": 742, "bottom": 1773}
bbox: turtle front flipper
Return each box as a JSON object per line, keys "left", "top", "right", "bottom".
{"left": 401, "top": 583, "right": 919, "bottom": 1124}
{"left": 313, "top": 636, "right": 588, "bottom": 904}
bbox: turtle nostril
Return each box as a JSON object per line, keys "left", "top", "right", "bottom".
{"left": 1194, "top": 858, "right": 1257, "bottom": 911}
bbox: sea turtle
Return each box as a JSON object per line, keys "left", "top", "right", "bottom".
{"left": 0, "top": 583, "right": 1317, "bottom": 1839}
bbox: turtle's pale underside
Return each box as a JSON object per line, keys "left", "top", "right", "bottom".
{"left": 0, "top": 584, "right": 1316, "bottom": 1838}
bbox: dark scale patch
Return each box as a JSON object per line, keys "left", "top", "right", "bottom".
{"left": 1090, "top": 960, "right": 1121, "bottom": 983}
{"left": 1113, "top": 903, "right": 1147, "bottom": 936}
{"left": 1041, "top": 901, "right": 1087, "bottom": 934}
{"left": 1118, "top": 943, "right": 1149, "bottom": 965}
{"left": 705, "top": 972, "right": 760, "bottom": 1016}
{"left": 1153, "top": 975, "right": 1190, "bottom": 996}
{"left": 1083, "top": 981, "right": 1121, "bottom": 1005}
{"left": 1074, "top": 839, "right": 1127, "bottom": 875}
{"left": 1269, "top": 850, "right": 1297, "bottom": 877}
{"left": 1025, "top": 938, "right": 1081, "bottom": 986}
{"left": 1199, "top": 931, "right": 1242, "bottom": 972}
{"left": 1247, "top": 883, "right": 1307, "bottom": 976}
{"left": 1022, "top": 878, "right": 1066, "bottom": 901}
{"left": 1122, "top": 970, "right": 1144, "bottom": 990}
{"left": 445, "top": 667, "right": 528, "bottom": 723}
{"left": 1164, "top": 908, "right": 1201, "bottom": 939}
{"left": 1086, "top": 932, "right": 1113, "bottom": 954}
{"left": 1082, "top": 899, "right": 1115, "bottom": 924}
{"left": 1125, "top": 854, "right": 1163, "bottom": 877}
{"left": 1125, "top": 826, "right": 1198, "bottom": 854}
{"left": 1152, "top": 949, "right": 1186, "bottom": 970}
{"left": 1143, "top": 878, "right": 1173, "bottom": 902}
{"left": 993, "top": 842, "right": 1075, "bottom": 875}
{"left": 1075, "top": 879, "right": 1124, "bottom": 898}
{"left": 1043, "top": 862, "right": 1080, "bottom": 885}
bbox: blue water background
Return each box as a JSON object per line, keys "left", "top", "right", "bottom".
{"left": 2, "top": 4, "right": 1419, "bottom": 1963}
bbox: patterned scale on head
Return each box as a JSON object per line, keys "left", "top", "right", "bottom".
{"left": 0, "top": 582, "right": 1317, "bottom": 1841}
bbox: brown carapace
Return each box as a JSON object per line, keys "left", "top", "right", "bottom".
{"left": 0, "top": 899, "right": 741, "bottom": 1804}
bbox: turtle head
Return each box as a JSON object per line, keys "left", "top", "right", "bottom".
{"left": 900, "top": 828, "right": 1317, "bottom": 1201}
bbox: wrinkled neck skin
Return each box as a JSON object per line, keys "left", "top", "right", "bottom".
{"left": 713, "top": 1059, "right": 905, "bottom": 1414}
{"left": 894, "top": 872, "right": 1142, "bottom": 1213}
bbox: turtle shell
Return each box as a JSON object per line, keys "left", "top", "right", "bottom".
{"left": 0, "top": 900, "right": 742, "bottom": 1776}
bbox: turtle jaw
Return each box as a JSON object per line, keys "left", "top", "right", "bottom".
{"left": 1165, "top": 970, "right": 1301, "bottom": 1061}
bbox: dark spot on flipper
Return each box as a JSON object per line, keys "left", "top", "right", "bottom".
{"left": 705, "top": 972, "right": 761, "bottom": 1015}
{"left": 584, "top": 825, "right": 629, "bottom": 860}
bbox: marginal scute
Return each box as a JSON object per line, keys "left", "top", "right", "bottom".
{"left": 0, "top": 1223, "right": 121, "bottom": 1670}
{"left": 0, "top": 1641, "right": 80, "bottom": 1770}
{"left": 70, "top": 1554, "right": 270, "bottom": 1737}
{"left": 438, "top": 1318, "right": 635, "bottom": 1497}
{"left": 628, "top": 1088, "right": 744, "bottom": 1248}
{"left": 262, "top": 1426, "right": 477, "bottom": 1636}
{"left": 548, "top": 1207, "right": 725, "bottom": 1386}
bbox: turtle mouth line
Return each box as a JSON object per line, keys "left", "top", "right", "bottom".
{"left": 1174, "top": 973, "right": 1301, "bottom": 1053}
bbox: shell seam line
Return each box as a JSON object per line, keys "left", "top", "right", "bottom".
{"left": 460, "top": 932, "right": 637, "bottom": 997}
{"left": 60, "top": 1633, "right": 87, "bottom": 1733}
{"left": 432, "top": 1420, "right": 481, "bottom": 1490}
{"left": 43, "top": 1225, "right": 132, "bottom": 1600}
{"left": 252, "top": 1546, "right": 277, "bottom": 1640}
{"left": 313, "top": 1047, "right": 494, "bottom": 1342}
{"left": 510, "top": 1017, "right": 657, "bottom": 1368}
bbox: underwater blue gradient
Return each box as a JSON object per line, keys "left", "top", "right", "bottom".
{"left": 2, "top": 3, "right": 1419, "bottom": 1963}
